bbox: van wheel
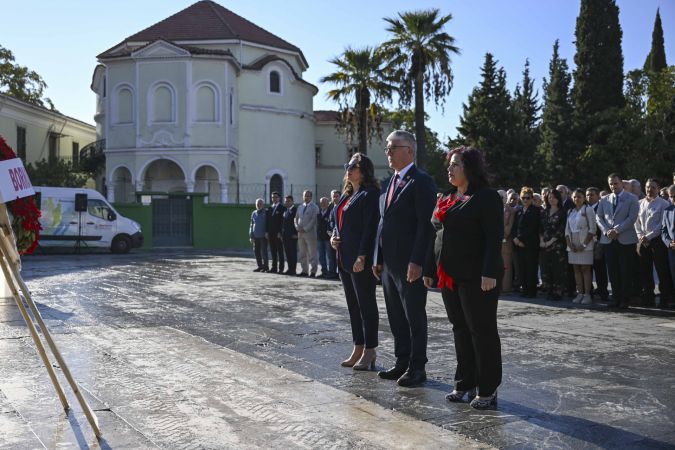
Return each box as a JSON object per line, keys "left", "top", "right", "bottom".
{"left": 111, "top": 236, "right": 131, "bottom": 254}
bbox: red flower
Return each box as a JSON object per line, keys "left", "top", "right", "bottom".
{"left": 0, "top": 135, "right": 41, "bottom": 255}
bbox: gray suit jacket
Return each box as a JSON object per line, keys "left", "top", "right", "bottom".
{"left": 595, "top": 191, "right": 639, "bottom": 245}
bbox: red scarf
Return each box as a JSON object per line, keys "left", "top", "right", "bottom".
{"left": 433, "top": 194, "right": 461, "bottom": 290}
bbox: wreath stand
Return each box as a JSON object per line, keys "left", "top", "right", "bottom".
{"left": 0, "top": 203, "right": 101, "bottom": 438}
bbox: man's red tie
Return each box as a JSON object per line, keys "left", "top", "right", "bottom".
{"left": 386, "top": 174, "right": 399, "bottom": 208}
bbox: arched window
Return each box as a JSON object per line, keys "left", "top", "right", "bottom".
{"left": 115, "top": 87, "right": 134, "bottom": 124}
{"left": 269, "top": 70, "right": 281, "bottom": 94}
{"left": 195, "top": 84, "right": 218, "bottom": 122}
{"left": 270, "top": 174, "right": 283, "bottom": 199}
{"left": 153, "top": 85, "right": 174, "bottom": 123}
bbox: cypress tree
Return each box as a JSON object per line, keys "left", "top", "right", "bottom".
{"left": 644, "top": 9, "right": 667, "bottom": 73}
{"left": 537, "top": 41, "right": 574, "bottom": 186}
{"left": 572, "top": 0, "right": 625, "bottom": 116}
{"left": 457, "top": 53, "right": 514, "bottom": 187}
{"left": 512, "top": 59, "right": 541, "bottom": 185}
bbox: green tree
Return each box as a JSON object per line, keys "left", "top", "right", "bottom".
{"left": 386, "top": 108, "right": 449, "bottom": 191}
{"left": 26, "top": 159, "right": 88, "bottom": 187}
{"left": 537, "top": 41, "right": 575, "bottom": 186}
{"left": 457, "top": 53, "right": 514, "bottom": 188}
{"left": 644, "top": 9, "right": 667, "bottom": 73}
{"left": 511, "top": 59, "right": 541, "bottom": 185}
{"left": 320, "top": 47, "right": 394, "bottom": 154}
{"left": 380, "top": 9, "right": 460, "bottom": 169}
{"left": 0, "top": 44, "right": 53, "bottom": 108}
{"left": 572, "top": 0, "right": 625, "bottom": 117}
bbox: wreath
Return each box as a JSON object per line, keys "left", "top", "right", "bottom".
{"left": 0, "top": 135, "right": 41, "bottom": 254}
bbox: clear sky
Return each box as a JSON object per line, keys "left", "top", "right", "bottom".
{"left": 2, "top": 0, "right": 673, "bottom": 142}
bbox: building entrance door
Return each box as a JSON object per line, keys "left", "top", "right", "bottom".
{"left": 152, "top": 197, "right": 192, "bottom": 247}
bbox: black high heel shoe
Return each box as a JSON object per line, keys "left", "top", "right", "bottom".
{"left": 445, "top": 388, "right": 476, "bottom": 402}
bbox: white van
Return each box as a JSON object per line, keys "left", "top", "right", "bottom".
{"left": 34, "top": 187, "right": 143, "bottom": 253}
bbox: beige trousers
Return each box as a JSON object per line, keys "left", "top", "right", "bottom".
{"left": 298, "top": 231, "right": 318, "bottom": 274}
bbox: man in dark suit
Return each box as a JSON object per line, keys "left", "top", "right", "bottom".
{"left": 265, "top": 191, "right": 285, "bottom": 273}
{"left": 282, "top": 195, "right": 298, "bottom": 275}
{"left": 662, "top": 184, "right": 675, "bottom": 309}
{"left": 373, "top": 130, "right": 437, "bottom": 387}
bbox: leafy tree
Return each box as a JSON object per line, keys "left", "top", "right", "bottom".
{"left": 380, "top": 9, "right": 460, "bottom": 169}
{"left": 644, "top": 9, "right": 667, "bottom": 73}
{"left": 511, "top": 59, "right": 541, "bottom": 185}
{"left": 572, "top": 0, "right": 625, "bottom": 117}
{"left": 0, "top": 44, "right": 54, "bottom": 109}
{"left": 537, "top": 41, "right": 575, "bottom": 186}
{"left": 320, "top": 47, "right": 394, "bottom": 154}
{"left": 385, "top": 108, "right": 449, "bottom": 190}
{"left": 26, "top": 159, "right": 88, "bottom": 187}
{"left": 457, "top": 53, "right": 515, "bottom": 188}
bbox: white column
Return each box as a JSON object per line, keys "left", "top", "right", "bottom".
{"left": 186, "top": 181, "right": 195, "bottom": 193}
{"left": 221, "top": 185, "right": 229, "bottom": 204}
{"left": 135, "top": 181, "right": 144, "bottom": 193}
{"left": 106, "top": 183, "right": 116, "bottom": 203}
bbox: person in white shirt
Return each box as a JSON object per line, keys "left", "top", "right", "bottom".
{"left": 294, "top": 190, "right": 320, "bottom": 277}
{"left": 635, "top": 178, "right": 673, "bottom": 307}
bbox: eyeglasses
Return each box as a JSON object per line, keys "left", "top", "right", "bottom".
{"left": 344, "top": 162, "right": 360, "bottom": 171}
{"left": 383, "top": 145, "right": 410, "bottom": 154}
{"left": 521, "top": 196, "right": 532, "bottom": 200}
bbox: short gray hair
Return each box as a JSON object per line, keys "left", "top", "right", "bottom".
{"left": 387, "top": 130, "right": 417, "bottom": 154}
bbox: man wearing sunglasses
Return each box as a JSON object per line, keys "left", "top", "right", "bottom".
{"left": 373, "top": 130, "right": 437, "bottom": 387}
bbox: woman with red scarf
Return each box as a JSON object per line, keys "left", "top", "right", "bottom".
{"left": 423, "top": 147, "right": 503, "bottom": 410}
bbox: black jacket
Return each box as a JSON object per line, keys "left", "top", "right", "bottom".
{"left": 317, "top": 205, "right": 333, "bottom": 241}
{"left": 374, "top": 165, "right": 437, "bottom": 272}
{"left": 514, "top": 205, "right": 541, "bottom": 248}
{"left": 266, "top": 203, "right": 286, "bottom": 235}
{"left": 332, "top": 186, "right": 380, "bottom": 271}
{"left": 282, "top": 205, "right": 297, "bottom": 238}
{"left": 425, "top": 187, "right": 504, "bottom": 281}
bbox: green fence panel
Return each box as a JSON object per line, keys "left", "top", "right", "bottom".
{"left": 192, "top": 199, "right": 254, "bottom": 250}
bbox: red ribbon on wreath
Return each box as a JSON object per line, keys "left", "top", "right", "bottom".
{"left": 0, "top": 135, "right": 41, "bottom": 254}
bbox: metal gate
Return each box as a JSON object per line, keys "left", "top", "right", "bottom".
{"left": 152, "top": 197, "right": 193, "bottom": 247}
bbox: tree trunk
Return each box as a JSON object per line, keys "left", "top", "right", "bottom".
{"left": 357, "top": 88, "right": 369, "bottom": 155}
{"left": 414, "top": 68, "right": 426, "bottom": 169}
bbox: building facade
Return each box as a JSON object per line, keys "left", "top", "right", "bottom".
{"left": 92, "top": 0, "right": 392, "bottom": 205}
{"left": 0, "top": 93, "right": 96, "bottom": 167}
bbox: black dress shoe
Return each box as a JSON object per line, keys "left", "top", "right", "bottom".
{"left": 297, "top": 272, "right": 309, "bottom": 277}
{"left": 283, "top": 270, "right": 296, "bottom": 275}
{"left": 378, "top": 365, "right": 407, "bottom": 380}
{"left": 253, "top": 267, "right": 263, "bottom": 272}
{"left": 309, "top": 272, "right": 316, "bottom": 278}
{"left": 269, "top": 268, "right": 278, "bottom": 273}
{"left": 397, "top": 369, "right": 426, "bottom": 387}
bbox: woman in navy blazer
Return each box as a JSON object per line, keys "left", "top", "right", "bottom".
{"left": 423, "top": 146, "right": 503, "bottom": 410}
{"left": 331, "top": 153, "right": 381, "bottom": 370}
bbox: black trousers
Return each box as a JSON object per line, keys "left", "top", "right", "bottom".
{"left": 669, "top": 249, "right": 675, "bottom": 296}
{"left": 269, "top": 234, "right": 284, "bottom": 271}
{"left": 603, "top": 241, "right": 636, "bottom": 305}
{"left": 339, "top": 267, "right": 379, "bottom": 348}
{"left": 516, "top": 245, "right": 539, "bottom": 296}
{"left": 638, "top": 237, "right": 674, "bottom": 302}
{"left": 381, "top": 265, "right": 428, "bottom": 370}
{"left": 593, "top": 248, "right": 609, "bottom": 298}
{"left": 283, "top": 236, "right": 297, "bottom": 274}
{"left": 253, "top": 238, "right": 269, "bottom": 269}
{"left": 442, "top": 280, "right": 502, "bottom": 396}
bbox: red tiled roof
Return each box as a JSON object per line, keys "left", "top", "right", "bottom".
{"left": 314, "top": 110, "right": 340, "bottom": 122}
{"left": 98, "top": 1, "right": 307, "bottom": 66}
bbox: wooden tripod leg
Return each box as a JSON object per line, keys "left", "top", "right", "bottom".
{"left": 0, "top": 236, "right": 102, "bottom": 438}
{"left": 0, "top": 255, "right": 70, "bottom": 411}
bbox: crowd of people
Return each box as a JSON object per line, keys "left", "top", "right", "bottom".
{"left": 248, "top": 128, "right": 675, "bottom": 411}
{"left": 500, "top": 174, "right": 675, "bottom": 309}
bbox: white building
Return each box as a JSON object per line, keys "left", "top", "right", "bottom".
{"left": 92, "top": 0, "right": 390, "bottom": 204}
{"left": 0, "top": 93, "right": 96, "bottom": 167}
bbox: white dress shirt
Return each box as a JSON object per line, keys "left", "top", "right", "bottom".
{"left": 636, "top": 196, "right": 669, "bottom": 240}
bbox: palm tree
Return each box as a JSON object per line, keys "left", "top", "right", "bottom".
{"left": 320, "top": 46, "right": 395, "bottom": 154}
{"left": 380, "top": 9, "right": 460, "bottom": 169}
